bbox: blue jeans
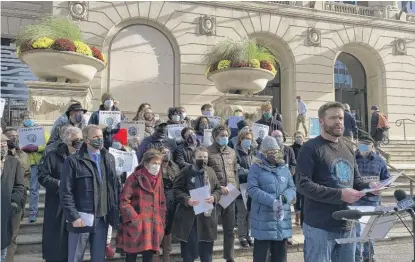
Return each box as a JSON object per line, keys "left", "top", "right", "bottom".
{"left": 1, "top": 248, "right": 7, "bottom": 262}
{"left": 303, "top": 223, "right": 356, "bottom": 262}
{"left": 353, "top": 199, "right": 379, "bottom": 260}
{"left": 29, "top": 165, "right": 40, "bottom": 217}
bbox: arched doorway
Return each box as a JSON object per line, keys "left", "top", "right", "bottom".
{"left": 334, "top": 52, "right": 368, "bottom": 131}
{"left": 108, "top": 24, "right": 175, "bottom": 114}
{"left": 258, "top": 63, "right": 282, "bottom": 113}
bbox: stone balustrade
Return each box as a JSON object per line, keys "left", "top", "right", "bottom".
{"left": 407, "top": 13, "right": 415, "bottom": 22}
{"left": 323, "top": 2, "right": 384, "bottom": 17}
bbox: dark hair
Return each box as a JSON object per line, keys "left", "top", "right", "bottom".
{"left": 167, "top": 107, "right": 180, "bottom": 119}
{"left": 293, "top": 131, "right": 304, "bottom": 137}
{"left": 192, "top": 146, "right": 208, "bottom": 157}
{"left": 4, "top": 127, "right": 17, "bottom": 133}
{"left": 201, "top": 104, "right": 212, "bottom": 111}
{"left": 133, "top": 103, "right": 151, "bottom": 120}
{"left": 181, "top": 127, "right": 194, "bottom": 139}
{"left": 318, "top": 102, "right": 345, "bottom": 119}
{"left": 237, "top": 131, "right": 253, "bottom": 145}
{"left": 193, "top": 116, "right": 209, "bottom": 132}
{"left": 212, "top": 124, "right": 230, "bottom": 138}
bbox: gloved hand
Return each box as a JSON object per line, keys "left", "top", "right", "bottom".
{"left": 21, "top": 144, "right": 38, "bottom": 153}
{"left": 272, "top": 199, "right": 283, "bottom": 212}
{"left": 256, "top": 137, "right": 263, "bottom": 145}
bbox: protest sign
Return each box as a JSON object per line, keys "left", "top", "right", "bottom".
{"left": 0, "top": 98, "right": 5, "bottom": 117}
{"left": 227, "top": 116, "right": 244, "bottom": 129}
{"left": 109, "top": 148, "right": 134, "bottom": 173}
{"left": 99, "top": 111, "right": 121, "bottom": 128}
{"left": 208, "top": 116, "right": 221, "bottom": 128}
{"left": 121, "top": 120, "right": 145, "bottom": 140}
{"left": 203, "top": 129, "right": 213, "bottom": 147}
{"left": 252, "top": 123, "right": 269, "bottom": 140}
{"left": 18, "top": 127, "right": 46, "bottom": 148}
{"left": 167, "top": 124, "right": 186, "bottom": 141}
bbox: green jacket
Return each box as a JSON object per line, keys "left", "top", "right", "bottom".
{"left": 10, "top": 149, "right": 30, "bottom": 187}
{"left": 27, "top": 131, "right": 50, "bottom": 165}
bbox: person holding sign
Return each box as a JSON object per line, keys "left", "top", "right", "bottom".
{"left": 234, "top": 131, "right": 256, "bottom": 248}
{"left": 88, "top": 92, "right": 125, "bottom": 149}
{"left": 116, "top": 149, "right": 165, "bottom": 262}
{"left": 171, "top": 147, "right": 221, "bottom": 262}
{"left": 194, "top": 116, "right": 210, "bottom": 144}
{"left": 248, "top": 136, "right": 296, "bottom": 262}
{"left": 228, "top": 120, "right": 250, "bottom": 149}
{"left": 256, "top": 102, "right": 285, "bottom": 140}
{"left": 207, "top": 124, "right": 237, "bottom": 262}
{"left": 166, "top": 107, "right": 182, "bottom": 125}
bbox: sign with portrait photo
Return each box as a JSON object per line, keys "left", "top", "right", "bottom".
{"left": 252, "top": 123, "right": 269, "bottom": 140}
{"left": 167, "top": 124, "right": 186, "bottom": 141}
{"left": 121, "top": 120, "right": 145, "bottom": 140}
{"left": 203, "top": 129, "right": 214, "bottom": 147}
{"left": 18, "top": 127, "right": 46, "bottom": 148}
{"left": 99, "top": 111, "right": 121, "bottom": 129}
{"left": 109, "top": 148, "right": 134, "bottom": 173}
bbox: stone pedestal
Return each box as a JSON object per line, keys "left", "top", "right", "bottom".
{"left": 211, "top": 94, "right": 273, "bottom": 125}
{"left": 26, "top": 81, "right": 93, "bottom": 129}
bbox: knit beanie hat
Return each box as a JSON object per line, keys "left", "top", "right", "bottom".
{"left": 101, "top": 92, "right": 114, "bottom": 104}
{"left": 112, "top": 128, "right": 128, "bottom": 146}
{"left": 237, "top": 120, "right": 249, "bottom": 131}
{"left": 261, "top": 136, "right": 280, "bottom": 152}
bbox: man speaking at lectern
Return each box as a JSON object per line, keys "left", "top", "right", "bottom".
{"left": 295, "top": 102, "right": 381, "bottom": 262}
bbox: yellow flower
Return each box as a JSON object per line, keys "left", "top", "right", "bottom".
{"left": 31, "top": 37, "right": 54, "bottom": 49}
{"left": 16, "top": 46, "right": 20, "bottom": 57}
{"left": 74, "top": 41, "right": 92, "bottom": 56}
{"left": 271, "top": 64, "right": 278, "bottom": 75}
{"left": 102, "top": 53, "right": 107, "bottom": 64}
{"left": 250, "top": 59, "right": 260, "bottom": 69}
{"left": 217, "top": 60, "right": 231, "bottom": 70}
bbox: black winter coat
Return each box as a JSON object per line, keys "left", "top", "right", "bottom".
{"left": 162, "top": 161, "right": 180, "bottom": 234}
{"left": 256, "top": 117, "right": 286, "bottom": 141}
{"left": 37, "top": 143, "right": 70, "bottom": 260}
{"left": 234, "top": 145, "right": 256, "bottom": 200}
{"left": 343, "top": 111, "right": 357, "bottom": 138}
{"left": 174, "top": 143, "right": 195, "bottom": 170}
{"left": 1, "top": 156, "right": 25, "bottom": 249}
{"left": 136, "top": 134, "right": 177, "bottom": 163}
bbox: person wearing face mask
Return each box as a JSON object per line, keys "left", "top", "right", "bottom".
{"left": 248, "top": 136, "right": 296, "bottom": 262}
{"left": 256, "top": 102, "right": 285, "bottom": 139}
{"left": 229, "top": 120, "right": 256, "bottom": 149}
{"left": 166, "top": 107, "right": 182, "bottom": 125}
{"left": 19, "top": 112, "right": 50, "bottom": 223}
{"left": 142, "top": 108, "right": 156, "bottom": 137}
{"left": 353, "top": 135, "right": 390, "bottom": 262}
{"left": 179, "top": 106, "right": 193, "bottom": 127}
{"left": 200, "top": 104, "right": 217, "bottom": 129}
{"left": 4, "top": 128, "right": 30, "bottom": 262}
{"left": 116, "top": 149, "right": 166, "bottom": 262}
{"left": 290, "top": 131, "right": 305, "bottom": 226}
{"left": 88, "top": 93, "right": 126, "bottom": 149}
{"left": 271, "top": 130, "right": 296, "bottom": 175}
{"left": 207, "top": 124, "right": 237, "bottom": 262}
{"left": 1, "top": 134, "right": 25, "bottom": 262}
{"left": 132, "top": 102, "right": 151, "bottom": 121}
{"left": 37, "top": 127, "right": 83, "bottom": 262}
{"left": 137, "top": 121, "right": 177, "bottom": 163}
{"left": 193, "top": 116, "right": 210, "bottom": 144}
{"left": 234, "top": 131, "right": 256, "bottom": 248}
{"left": 171, "top": 146, "right": 221, "bottom": 262}
{"left": 60, "top": 125, "right": 121, "bottom": 262}
{"left": 48, "top": 102, "right": 87, "bottom": 145}
{"left": 225, "top": 106, "right": 244, "bottom": 139}
{"left": 153, "top": 146, "right": 180, "bottom": 262}
{"left": 175, "top": 127, "right": 200, "bottom": 169}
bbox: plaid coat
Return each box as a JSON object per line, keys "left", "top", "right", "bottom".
{"left": 116, "top": 167, "right": 166, "bottom": 253}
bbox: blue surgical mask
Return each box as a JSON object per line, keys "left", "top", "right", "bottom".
{"left": 23, "top": 119, "right": 35, "bottom": 127}
{"left": 241, "top": 139, "right": 251, "bottom": 149}
{"left": 172, "top": 115, "right": 180, "bottom": 122}
{"left": 217, "top": 137, "right": 228, "bottom": 147}
{"left": 112, "top": 141, "right": 122, "bottom": 150}
{"left": 358, "top": 144, "right": 370, "bottom": 154}
{"left": 202, "top": 111, "right": 213, "bottom": 117}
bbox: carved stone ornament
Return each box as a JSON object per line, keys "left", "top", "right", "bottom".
{"left": 199, "top": 15, "right": 216, "bottom": 35}
{"left": 395, "top": 39, "right": 406, "bottom": 55}
{"left": 307, "top": 28, "right": 321, "bottom": 46}
{"left": 69, "top": 1, "right": 88, "bottom": 20}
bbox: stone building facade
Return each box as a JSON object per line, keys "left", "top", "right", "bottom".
{"left": 2, "top": 1, "right": 415, "bottom": 139}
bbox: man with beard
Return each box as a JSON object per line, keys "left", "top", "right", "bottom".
{"left": 295, "top": 102, "right": 382, "bottom": 262}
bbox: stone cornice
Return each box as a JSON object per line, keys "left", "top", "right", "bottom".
{"left": 187, "top": 1, "right": 415, "bottom": 34}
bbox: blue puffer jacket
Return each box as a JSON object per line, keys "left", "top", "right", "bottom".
{"left": 248, "top": 155, "right": 296, "bottom": 241}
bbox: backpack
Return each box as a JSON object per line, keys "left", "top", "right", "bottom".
{"left": 376, "top": 113, "right": 390, "bottom": 131}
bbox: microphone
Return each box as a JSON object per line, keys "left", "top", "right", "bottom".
{"left": 332, "top": 209, "right": 385, "bottom": 220}
{"left": 394, "top": 189, "right": 415, "bottom": 219}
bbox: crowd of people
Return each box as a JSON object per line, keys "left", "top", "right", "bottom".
{"left": 0, "top": 93, "right": 391, "bottom": 262}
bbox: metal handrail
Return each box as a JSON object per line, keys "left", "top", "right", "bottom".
{"left": 342, "top": 136, "right": 415, "bottom": 196}
{"left": 395, "top": 118, "right": 415, "bottom": 141}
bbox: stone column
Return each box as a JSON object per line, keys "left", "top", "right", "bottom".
{"left": 26, "top": 81, "right": 93, "bottom": 130}
{"left": 211, "top": 94, "right": 273, "bottom": 126}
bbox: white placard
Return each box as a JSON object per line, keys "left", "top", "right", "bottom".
{"left": 219, "top": 183, "right": 240, "bottom": 209}
{"left": 203, "top": 129, "right": 214, "bottom": 147}
{"left": 227, "top": 116, "right": 244, "bottom": 129}
{"left": 167, "top": 124, "right": 186, "bottom": 141}
{"left": 0, "top": 98, "right": 5, "bottom": 117}
{"left": 18, "top": 127, "right": 46, "bottom": 148}
{"left": 99, "top": 111, "right": 121, "bottom": 128}
{"left": 239, "top": 183, "right": 248, "bottom": 209}
{"left": 78, "top": 212, "right": 94, "bottom": 227}
{"left": 189, "top": 185, "right": 214, "bottom": 215}
{"left": 252, "top": 123, "right": 269, "bottom": 140}
{"left": 121, "top": 120, "right": 145, "bottom": 140}
{"left": 109, "top": 148, "right": 134, "bottom": 173}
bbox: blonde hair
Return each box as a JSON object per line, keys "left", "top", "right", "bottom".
{"left": 82, "top": 125, "right": 101, "bottom": 139}
{"left": 261, "top": 102, "right": 272, "bottom": 112}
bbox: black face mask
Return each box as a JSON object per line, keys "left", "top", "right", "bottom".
{"left": 7, "top": 140, "right": 18, "bottom": 149}
{"left": 195, "top": 159, "right": 207, "bottom": 169}
{"left": 186, "top": 134, "right": 197, "bottom": 146}
{"left": 71, "top": 140, "right": 83, "bottom": 150}
{"left": 155, "top": 126, "right": 167, "bottom": 138}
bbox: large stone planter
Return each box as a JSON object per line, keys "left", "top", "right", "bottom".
{"left": 20, "top": 49, "right": 106, "bottom": 83}
{"left": 207, "top": 68, "right": 275, "bottom": 94}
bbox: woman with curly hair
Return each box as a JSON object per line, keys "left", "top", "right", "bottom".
{"left": 193, "top": 116, "right": 210, "bottom": 144}
{"left": 132, "top": 103, "right": 151, "bottom": 121}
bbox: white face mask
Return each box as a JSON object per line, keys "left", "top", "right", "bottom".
{"left": 148, "top": 164, "right": 160, "bottom": 176}
{"left": 104, "top": 99, "right": 114, "bottom": 109}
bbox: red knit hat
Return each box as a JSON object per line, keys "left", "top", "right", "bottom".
{"left": 112, "top": 128, "right": 128, "bottom": 146}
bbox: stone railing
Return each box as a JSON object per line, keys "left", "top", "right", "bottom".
{"left": 407, "top": 13, "right": 415, "bottom": 22}
{"left": 323, "top": 2, "right": 384, "bottom": 18}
